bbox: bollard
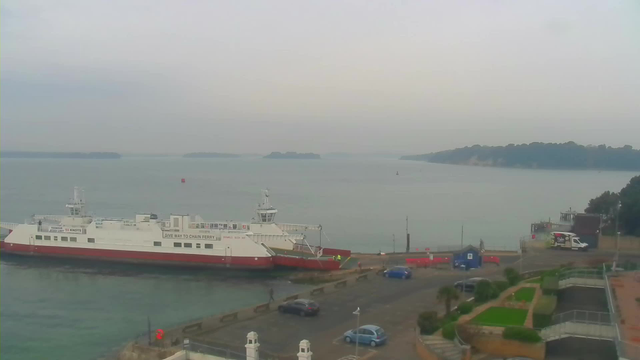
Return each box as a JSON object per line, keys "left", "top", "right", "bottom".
{"left": 298, "top": 339, "right": 312, "bottom": 360}
{"left": 246, "top": 332, "right": 260, "bottom": 360}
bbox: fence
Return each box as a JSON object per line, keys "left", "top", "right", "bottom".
{"left": 185, "top": 340, "right": 248, "bottom": 360}
{"left": 552, "top": 310, "right": 611, "bottom": 326}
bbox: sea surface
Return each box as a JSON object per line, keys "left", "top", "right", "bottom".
{"left": 0, "top": 157, "right": 637, "bottom": 360}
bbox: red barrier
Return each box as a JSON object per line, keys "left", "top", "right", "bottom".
{"left": 483, "top": 256, "right": 500, "bottom": 265}
{"left": 405, "top": 257, "right": 450, "bottom": 267}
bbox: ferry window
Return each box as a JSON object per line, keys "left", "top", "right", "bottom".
{"left": 184, "top": 243, "right": 193, "bottom": 248}
{"left": 196, "top": 243, "right": 201, "bottom": 248}
{"left": 70, "top": 237, "right": 77, "bottom": 242}
{"left": 36, "top": 235, "right": 42, "bottom": 240}
{"left": 54, "top": 236, "right": 58, "bottom": 241}
{"left": 232, "top": 224, "right": 238, "bottom": 230}
{"left": 61, "top": 237, "right": 68, "bottom": 241}
{"left": 205, "top": 244, "right": 213, "bottom": 249}
{"left": 88, "top": 238, "right": 95, "bottom": 243}
{"left": 44, "top": 236, "right": 51, "bottom": 240}
{"left": 153, "top": 241, "right": 162, "bottom": 247}
{"left": 173, "top": 218, "right": 179, "bottom": 227}
{"left": 174, "top": 242, "right": 182, "bottom": 247}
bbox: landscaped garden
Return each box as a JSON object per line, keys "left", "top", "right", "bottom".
{"left": 471, "top": 307, "right": 529, "bottom": 327}
{"left": 513, "top": 287, "right": 536, "bottom": 302}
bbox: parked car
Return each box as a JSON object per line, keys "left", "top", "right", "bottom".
{"left": 277, "top": 299, "right": 320, "bottom": 317}
{"left": 343, "top": 325, "right": 388, "bottom": 347}
{"left": 453, "top": 277, "right": 488, "bottom": 292}
{"left": 383, "top": 266, "right": 412, "bottom": 279}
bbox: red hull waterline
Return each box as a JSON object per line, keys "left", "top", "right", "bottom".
{"left": 0, "top": 242, "right": 274, "bottom": 270}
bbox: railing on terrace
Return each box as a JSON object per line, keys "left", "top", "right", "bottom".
{"left": 552, "top": 310, "right": 611, "bottom": 325}
{"left": 185, "top": 340, "right": 248, "bottom": 360}
{"left": 558, "top": 268, "right": 604, "bottom": 280}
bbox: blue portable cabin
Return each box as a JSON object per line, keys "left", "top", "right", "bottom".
{"left": 452, "top": 245, "right": 482, "bottom": 270}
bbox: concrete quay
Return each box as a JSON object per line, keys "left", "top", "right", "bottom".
{"left": 125, "top": 249, "right": 640, "bottom": 360}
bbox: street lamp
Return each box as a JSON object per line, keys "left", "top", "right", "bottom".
{"left": 353, "top": 307, "right": 360, "bottom": 358}
{"left": 614, "top": 201, "right": 621, "bottom": 270}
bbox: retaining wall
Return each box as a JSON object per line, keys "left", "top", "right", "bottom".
{"left": 469, "top": 335, "right": 545, "bottom": 360}
{"left": 599, "top": 235, "right": 640, "bottom": 251}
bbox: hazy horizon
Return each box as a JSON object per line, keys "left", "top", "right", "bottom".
{"left": 2, "top": 0, "right": 639, "bottom": 154}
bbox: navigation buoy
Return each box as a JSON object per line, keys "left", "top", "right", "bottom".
{"left": 181, "top": 178, "right": 186, "bottom": 183}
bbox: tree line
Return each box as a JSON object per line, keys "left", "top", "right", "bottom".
{"left": 585, "top": 175, "right": 640, "bottom": 236}
{"left": 401, "top": 142, "right": 640, "bottom": 170}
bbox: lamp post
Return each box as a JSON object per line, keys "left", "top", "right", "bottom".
{"left": 614, "top": 201, "right": 621, "bottom": 270}
{"left": 353, "top": 307, "right": 360, "bottom": 358}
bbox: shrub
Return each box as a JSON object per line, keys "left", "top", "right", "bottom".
{"left": 502, "top": 327, "right": 542, "bottom": 343}
{"left": 540, "top": 268, "right": 560, "bottom": 282}
{"left": 532, "top": 295, "right": 557, "bottom": 328}
{"left": 475, "top": 280, "right": 499, "bottom": 302}
{"left": 492, "top": 280, "right": 510, "bottom": 293}
{"left": 442, "top": 322, "right": 456, "bottom": 340}
{"left": 541, "top": 276, "right": 559, "bottom": 295}
{"left": 443, "top": 311, "right": 460, "bottom": 324}
{"left": 457, "top": 301, "right": 474, "bottom": 315}
{"left": 504, "top": 267, "right": 521, "bottom": 286}
{"left": 418, "top": 311, "right": 441, "bottom": 335}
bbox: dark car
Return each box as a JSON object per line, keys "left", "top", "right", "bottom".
{"left": 383, "top": 266, "right": 412, "bottom": 279}
{"left": 277, "top": 299, "right": 320, "bottom": 317}
{"left": 453, "top": 277, "right": 488, "bottom": 292}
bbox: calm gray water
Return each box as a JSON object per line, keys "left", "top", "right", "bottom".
{"left": 0, "top": 157, "right": 637, "bottom": 360}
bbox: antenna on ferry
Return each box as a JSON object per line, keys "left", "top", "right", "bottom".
{"left": 256, "top": 189, "right": 277, "bottom": 223}
{"left": 66, "top": 186, "right": 86, "bottom": 217}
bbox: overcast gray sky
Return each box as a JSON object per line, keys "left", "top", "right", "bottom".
{"left": 1, "top": 0, "right": 639, "bottom": 154}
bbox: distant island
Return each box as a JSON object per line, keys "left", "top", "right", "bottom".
{"left": 264, "top": 152, "right": 321, "bottom": 159}
{"left": 1, "top": 151, "right": 121, "bottom": 159}
{"left": 400, "top": 142, "right": 640, "bottom": 171}
{"left": 183, "top": 152, "right": 241, "bottom": 159}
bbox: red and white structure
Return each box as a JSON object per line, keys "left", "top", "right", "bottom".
{"left": 0, "top": 188, "right": 340, "bottom": 270}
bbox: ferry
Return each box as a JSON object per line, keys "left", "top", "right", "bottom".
{"left": 0, "top": 188, "right": 346, "bottom": 270}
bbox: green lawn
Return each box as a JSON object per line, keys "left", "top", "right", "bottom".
{"left": 471, "top": 307, "right": 528, "bottom": 327}
{"left": 514, "top": 287, "right": 536, "bottom": 302}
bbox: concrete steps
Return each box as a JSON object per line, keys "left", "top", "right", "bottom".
{"left": 421, "top": 336, "right": 463, "bottom": 360}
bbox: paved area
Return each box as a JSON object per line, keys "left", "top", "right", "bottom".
{"left": 556, "top": 287, "right": 609, "bottom": 313}
{"left": 192, "top": 249, "right": 640, "bottom": 360}
{"left": 546, "top": 337, "right": 617, "bottom": 360}
{"left": 610, "top": 271, "right": 640, "bottom": 355}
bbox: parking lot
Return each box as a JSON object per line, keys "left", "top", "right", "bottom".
{"left": 192, "top": 249, "right": 639, "bottom": 360}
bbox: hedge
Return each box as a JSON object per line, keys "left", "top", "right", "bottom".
{"left": 502, "top": 327, "right": 542, "bottom": 343}
{"left": 442, "top": 322, "right": 456, "bottom": 340}
{"left": 541, "top": 275, "right": 559, "bottom": 295}
{"left": 475, "top": 280, "right": 499, "bottom": 302}
{"left": 532, "top": 295, "right": 557, "bottom": 328}
{"left": 457, "top": 301, "right": 474, "bottom": 315}
{"left": 492, "top": 280, "right": 510, "bottom": 293}
{"left": 418, "top": 311, "right": 440, "bottom": 335}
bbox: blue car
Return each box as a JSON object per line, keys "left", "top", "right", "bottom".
{"left": 383, "top": 266, "right": 412, "bottom": 279}
{"left": 344, "top": 325, "right": 388, "bottom": 347}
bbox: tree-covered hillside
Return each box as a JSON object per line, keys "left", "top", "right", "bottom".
{"left": 401, "top": 142, "right": 640, "bottom": 170}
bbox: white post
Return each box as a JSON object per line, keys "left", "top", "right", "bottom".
{"left": 297, "top": 339, "right": 312, "bottom": 360}
{"left": 246, "top": 332, "right": 259, "bottom": 360}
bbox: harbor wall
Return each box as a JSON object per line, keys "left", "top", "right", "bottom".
{"left": 599, "top": 235, "right": 640, "bottom": 251}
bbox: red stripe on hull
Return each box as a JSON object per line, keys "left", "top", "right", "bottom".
{"left": 273, "top": 255, "right": 340, "bottom": 271}
{"left": 1, "top": 243, "right": 273, "bottom": 270}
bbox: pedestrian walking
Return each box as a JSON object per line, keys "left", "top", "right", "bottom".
{"left": 268, "top": 288, "right": 275, "bottom": 303}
